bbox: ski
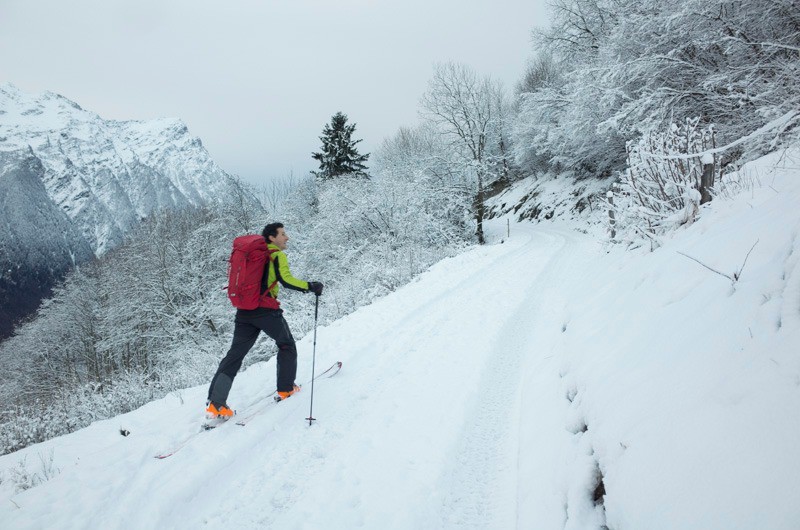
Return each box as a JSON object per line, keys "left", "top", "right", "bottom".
{"left": 201, "top": 414, "right": 235, "bottom": 431}
{"left": 154, "top": 361, "right": 342, "bottom": 459}
{"left": 235, "top": 361, "right": 341, "bottom": 426}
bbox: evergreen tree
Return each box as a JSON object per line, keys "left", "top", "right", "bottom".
{"left": 312, "top": 112, "right": 370, "bottom": 180}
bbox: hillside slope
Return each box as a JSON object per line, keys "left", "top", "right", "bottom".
{"left": 0, "top": 149, "right": 798, "bottom": 529}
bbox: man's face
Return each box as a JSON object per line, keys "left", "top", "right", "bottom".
{"left": 269, "top": 227, "right": 289, "bottom": 250}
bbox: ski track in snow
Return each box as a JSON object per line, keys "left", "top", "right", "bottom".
{"left": 437, "top": 229, "right": 576, "bottom": 529}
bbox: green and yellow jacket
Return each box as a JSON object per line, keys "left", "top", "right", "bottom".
{"left": 265, "top": 243, "right": 309, "bottom": 299}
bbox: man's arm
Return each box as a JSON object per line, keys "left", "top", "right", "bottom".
{"left": 273, "top": 252, "right": 310, "bottom": 292}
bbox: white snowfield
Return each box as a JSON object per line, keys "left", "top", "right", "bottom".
{"left": 2, "top": 149, "right": 800, "bottom": 529}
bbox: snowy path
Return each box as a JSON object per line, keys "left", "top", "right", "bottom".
{"left": 437, "top": 228, "right": 579, "bottom": 529}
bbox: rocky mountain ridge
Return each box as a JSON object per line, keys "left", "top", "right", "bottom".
{"left": 0, "top": 83, "right": 252, "bottom": 338}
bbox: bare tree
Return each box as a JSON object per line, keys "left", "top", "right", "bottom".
{"left": 254, "top": 172, "right": 302, "bottom": 214}
{"left": 420, "top": 63, "right": 506, "bottom": 244}
{"left": 222, "top": 177, "right": 264, "bottom": 234}
{"left": 516, "top": 51, "right": 563, "bottom": 95}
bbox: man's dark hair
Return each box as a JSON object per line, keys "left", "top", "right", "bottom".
{"left": 262, "top": 223, "right": 284, "bottom": 241}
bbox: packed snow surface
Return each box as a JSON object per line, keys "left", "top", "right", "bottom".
{"left": 1, "top": 149, "right": 799, "bottom": 529}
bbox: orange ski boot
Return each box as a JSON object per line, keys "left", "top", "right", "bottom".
{"left": 275, "top": 384, "right": 301, "bottom": 402}
{"left": 205, "top": 401, "right": 235, "bottom": 419}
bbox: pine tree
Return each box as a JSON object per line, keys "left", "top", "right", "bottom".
{"left": 312, "top": 112, "right": 370, "bottom": 180}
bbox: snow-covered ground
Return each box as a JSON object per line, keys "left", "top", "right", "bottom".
{"left": 1, "top": 148, "right": 799, "bottom": 529}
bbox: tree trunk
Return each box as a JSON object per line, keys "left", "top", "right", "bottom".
{"left": 607, "top": 191, "right": 616, "bottom": 239}
{"left": 499, "top": 136, "right": 511, "bottom": 184}
{"left": 476, "top": 172, "right": 486, "bottom": 244}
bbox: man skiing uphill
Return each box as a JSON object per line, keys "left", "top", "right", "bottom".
{"left": 206, "top": 223, "right": 323, "bottom": 419}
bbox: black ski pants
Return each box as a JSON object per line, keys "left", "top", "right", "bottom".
{"left": 207, "top": 308, "right": 297, "bottom": 406}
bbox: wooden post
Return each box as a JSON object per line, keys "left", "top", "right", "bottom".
{"left": 700, "top": 155, "right": 714, "bottom": 205}
{"left": 607, "top": 191, "right": 616, "bottom": 239}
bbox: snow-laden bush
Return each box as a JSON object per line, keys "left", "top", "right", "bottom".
{"left": 612, "top": 119, "right": 716, "bottom": 249}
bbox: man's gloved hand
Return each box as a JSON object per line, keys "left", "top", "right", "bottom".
{"left": 308, "top": 281, "right": 324, "bottom": 296}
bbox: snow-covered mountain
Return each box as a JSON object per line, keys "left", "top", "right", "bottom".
{"left": 0, "top": 83, "right": 254, "bottom": 338}
{"left": 0, "top": 147, "right": 797, "bottom": 529}
{"left": 0, "top": 83, "right": 245, "bottom": 254}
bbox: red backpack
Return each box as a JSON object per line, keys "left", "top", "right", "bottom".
{"left": 226, "top": 235, "right": 279, "bottom": 310}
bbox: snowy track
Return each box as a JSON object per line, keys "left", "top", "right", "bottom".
{"left": 437, "top": 229, "right": 575, "bottom": 529}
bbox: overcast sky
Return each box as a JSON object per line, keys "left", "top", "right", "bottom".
{"left": 0, "top": 0, "right": 550, "bottom": 185}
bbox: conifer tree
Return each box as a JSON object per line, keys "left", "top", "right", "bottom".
{"left": 312, "top": 112, "right": 370, "bottom": 180}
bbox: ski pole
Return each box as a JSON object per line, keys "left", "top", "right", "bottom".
{"left": 306, "top": 294, "right": 320, "bottom": 426}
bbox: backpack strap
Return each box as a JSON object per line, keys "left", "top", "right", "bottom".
{"left": 260, "top": 248, "right": 279, "bottom": 297}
